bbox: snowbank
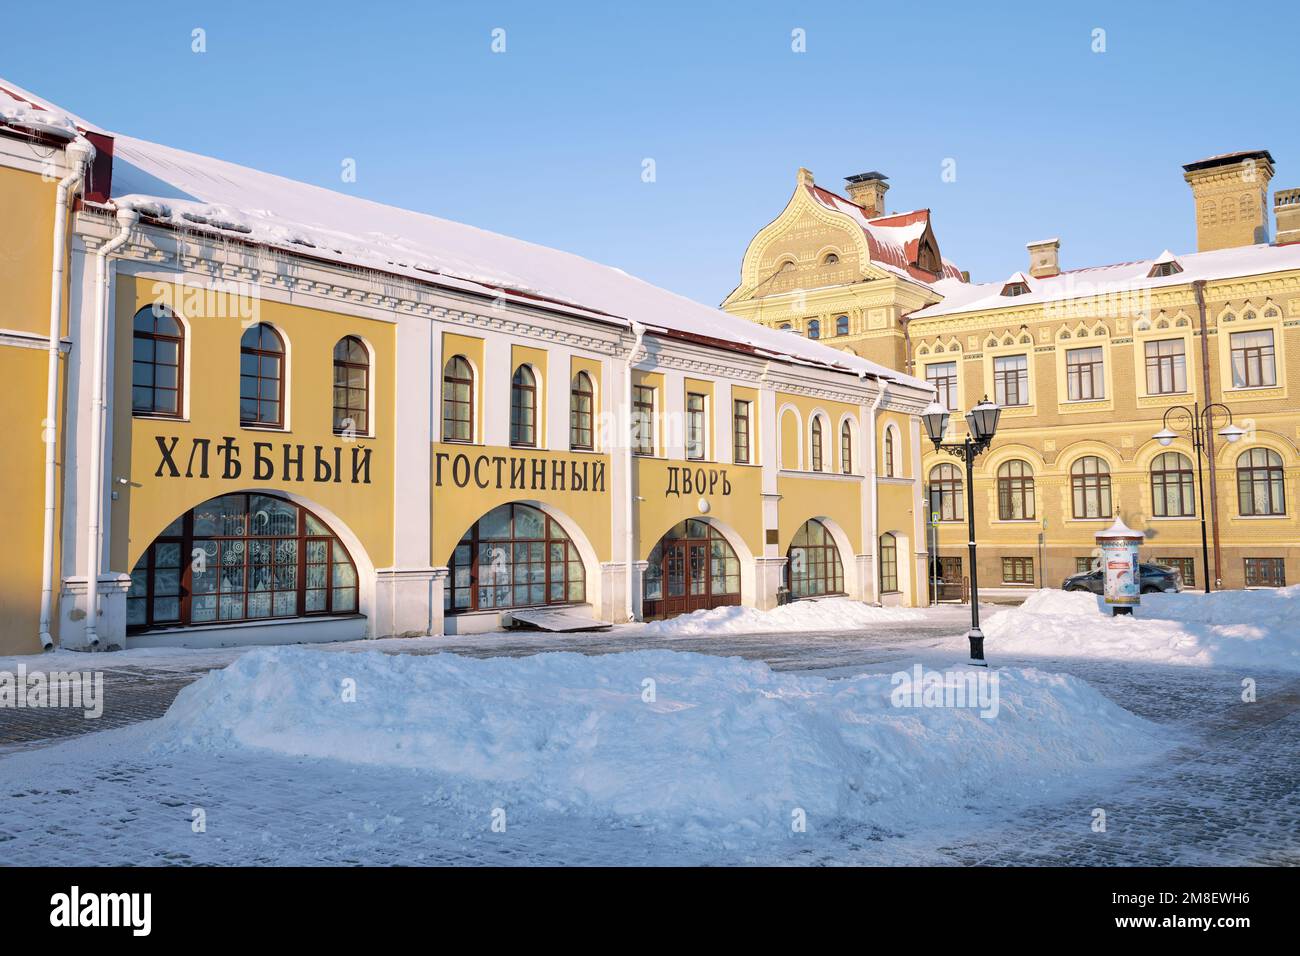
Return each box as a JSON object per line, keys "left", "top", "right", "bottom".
{"left": 634, "top": 597, "right": 923, "bottom": 636}
{"left": 981, "top": 587, "right": 1300, "bottom": 671}
{"left": 155, "top": 646, "right": 1164, "bottom": 842}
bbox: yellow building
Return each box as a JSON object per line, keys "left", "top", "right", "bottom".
{"left": 0, "top": 79, "right": 933, "bottom": 656}
{"left": 726, "top": 153, "right": 1300, "bottom": 593}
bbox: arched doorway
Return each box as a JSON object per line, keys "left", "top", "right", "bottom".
{"left": 126, "top": 492, "right": 360, "bottom": 632}
{"left": 786, "top": 519, "right": 846, "bottom": 598}
{"left": 445, "top": 502, "right": 587, "bottom": 613}
{"left": 643, "top": 519, "right": 741, "bottom": 618}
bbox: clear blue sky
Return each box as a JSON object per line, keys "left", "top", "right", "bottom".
{"left": 3, "top": 1, "right": 1296, "bottom": 303}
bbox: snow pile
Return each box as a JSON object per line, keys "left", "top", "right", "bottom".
{"left": 981, "top": 587, "right": 1300, "bottom": 671}
{"left": 155, "top": 646, "right": 1163, "bottom": 841}
{"left": 635, "top": 597, "right": 922, "bottom": 636}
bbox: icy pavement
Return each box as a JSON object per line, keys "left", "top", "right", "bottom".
{"left": 1, "top": 604, "right": 1296, "bottom": 866}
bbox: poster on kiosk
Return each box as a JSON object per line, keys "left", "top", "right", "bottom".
{"left": 1095, "top": 517, "right": 1144, "bottom": 615}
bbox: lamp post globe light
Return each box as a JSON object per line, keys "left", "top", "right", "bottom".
{"left": 923, "top": 396, "right": 1002, "bottom": 664}
{"left": 1151, "top": 402, "right": 1240, "bottom": 592}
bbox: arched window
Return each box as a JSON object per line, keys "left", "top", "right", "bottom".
{"left": 928, "top": 463, "right": 964, "bottom": 521}
{"left": 127, "top": 493, "right": 358, "bottom": 631}
{"left": 883, "top": 428, "right": 895, "bottom": 477}
{"left": 811, "top": 418, "right": 824, "bottom": 472}
{"left": 446, "top": 504, "right": 585, "bottom": 612}
{"left": 132, "top": 305, "right": 183, "bottom": 417}
{"left": 643, "top": 520, "right": 740, "bottom": 618}
{"left": 779, "top": 323, "right": 793, "bottom": 331}
{"left": 511, "top": 365, "right": 537, "bottom": 447}
{"left": 332, "top": 335, "right": 369, "bottom": 436}
{"left": 1071, "top": 456, "right": 1112, "bottom": 518}
{"left": 823, "top": 253, "right": 839, "bottom": 265}
{"left": 1237, "top": 448, "right": 1285, "bottom": 516}
{"left": 879, "top": 533, "right": 898, "bottom": 593}
{"left": 997, "top": 460, "right": 1035, "bottom": 520}
{"left": 840, "top": 421, "right": 853, "bottom": 474}
{"left": 787, "top": 519, "right": 844, "bottom": 597}
{"left": 808, "top": 319, "right": 821, "bottom": 340}
{"left": 1151, "top": 451, "right": 1195, "bottom": 517}
{"left": 239, "top": 324, "right": 284, "bottom": 427}
{"left": 442, "top": 355, "right": 474, "bottom": 443}
{"left": 835, "top": 315, "right": 849, "bottom": 337}
{"left": 570, "top": 371, "right": 594, "bottom": 451}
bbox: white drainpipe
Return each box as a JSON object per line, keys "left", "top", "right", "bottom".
{"left": 83, "top": 207, "right": 138, "bottom": 649}
{"left": 38, "top": 140, "right": 93, "bottom": 651}
{"left": 624, "top": 321, "right": 647, "bottom": 621}
{"left": 861, "top": 372, "right": 885, "bottom": 604}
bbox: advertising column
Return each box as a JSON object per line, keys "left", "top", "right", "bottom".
{"left": 1095, "top": 517, "right": 1144, "bottom": 616}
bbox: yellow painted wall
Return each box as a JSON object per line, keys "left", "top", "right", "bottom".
{"left": 776, "top": 475, "right": 863, "bottom": 554}
{"left": 0, "top": 165, "right": 58, "bottom": 337}
{"left": 0, "top": 345, "right": 59, "bottom": 654}
{"left": 0, "top": 165, "right": 65, "bottom": 654}
{"left": 110, "top": 276, "right": 396, "bottom": 573}
{"left": 431, "top": 443, "right": 612, "bottom": 564}
{"left": 635, "top": 457, "right": 763, "bottom": 558}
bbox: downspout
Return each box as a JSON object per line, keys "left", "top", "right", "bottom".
{"left": 38, "top": 140, "right": 93, "bottom": 651}
{"left": 624, "top": 321, "right": 647, "bottom": 622}
{"left": 1193, "top": 279, "right": 1223, "bottom": 588}
{"left": 84, "top": 207, "right": 138, "bottom": 649}
{"left": 861, "top": 371, "right": 885, "bottom": 604}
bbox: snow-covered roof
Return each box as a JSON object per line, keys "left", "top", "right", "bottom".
{"left": 911, "top": 242, "right": 1300, "bottom": 320}
{"left": 806, "top": 185, "right": 964, "bottom": 284}
{"left": 0, "top": 76, "right": 930, "bottom": 391}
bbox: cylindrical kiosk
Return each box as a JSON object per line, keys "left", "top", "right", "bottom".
{"left": 1095, "top": 517, "right": 1144, "bottom": 616}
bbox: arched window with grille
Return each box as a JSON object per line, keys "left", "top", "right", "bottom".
{"left": 879, "top": 533, "right": 899, "bottom": 593}
{"left": 883, "top": 428, "right": 895, "bottom": 477}
{"left": 132, "top": 305, "right": 184, "bottom": 417}
{"left": 1070, "top": 456, "right": 1112, "bottom": 518}
{"left": 239, "top": 324, "right": 284, "bottom": 427}
{"left": 1151, "top": 451, "right": 1195, "bottom": 517}
{"left": 127, "top": 493, "right": 358, "bottom": 631}
{"left": 1237, "top": 448, "right": 1285, "bottom": 516}
{"left": 928, "top": 463, "right": 964, "bottom": 521}
{"left": 840, "top": 421, "right": 853, "bottom": 474}
{"left": 787, "top": 519, "right": 844, "bottom": 597}
{"left": 811, "top": 417, "right": 824, "bottom": 472}
{"left": 332, "top": 335, "right": 369, "bottom": 436}
{"left": 997, "top": 460, "right": 1035, "bottom": 520}
{"left": 442, "top": 355, "right": 474, "bottom": 442}
{"left": 570, "top": 371, "right": 594, "bottom": 450}
{"left": 446, "top": 504, "right": 585, "bottom": 612}
{"left": 511, "top": 365, "right": 537, "bottom": 447}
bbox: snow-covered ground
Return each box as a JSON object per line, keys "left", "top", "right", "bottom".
{"left": 632, "top": 597, "right": 922, "bottom": 636}
{"left": 149, "top": 646, "right": 1164, "bottom": 845}
{"left": 977, "top": 587, "right": 1300, "bottom": 672}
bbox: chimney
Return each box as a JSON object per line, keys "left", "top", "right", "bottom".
{"left": 1183, "top": 150, "right": 1274, "bottom": 252}
{"left": 844, "top": 172, "right": 889, "bottom": 217}
{"left": 1275, "top": 188, "right": 1300, "bottom": 246}
{"left": 1026, "top": 237, "right": 1060, "bottom": 278}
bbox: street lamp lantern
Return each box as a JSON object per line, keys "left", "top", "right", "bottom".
{"left": 1153, "top": 427, "right": 1177, "bottom": 447}
{"left": 968, "top": 396, "right": 1002, "bottom": 442}
{"left": 924, "top": 395, "right": 1002, "bottom": 665}
{"left": 1218, "top": 422, "right": 1245, "bottom": 444}
{"left": 921, "top": 401, "right": 951, "bottom": 445}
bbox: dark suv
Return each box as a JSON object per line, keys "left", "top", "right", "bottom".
{"left": 1061, "top": 563, "right": 1184, "bottom": 594}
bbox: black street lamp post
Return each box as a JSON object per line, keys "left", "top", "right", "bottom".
{"left": 1153, "top": 402, "right": 1243, "bottom": 593}
{"left": 922, "top": 396, "right": 1002, "bottom": 665}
